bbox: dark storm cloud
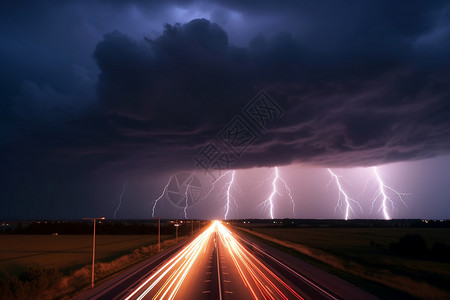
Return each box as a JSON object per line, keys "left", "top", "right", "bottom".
{"left": 91, "top": 4, "right": 450, "bottom": 170}
{"left": 2, "top": 1, "right": 450, "bottom": 219}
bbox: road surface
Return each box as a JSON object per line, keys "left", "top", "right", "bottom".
{"left": 77, "top": 221, "right": 376, "bottom": 300}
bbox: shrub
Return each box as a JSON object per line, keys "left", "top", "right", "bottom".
{"left": 431, "top": 241, "right": 450, "bottom": 262}
{"left": 390, "top": 234, "right": 427, "bottom": 258}
{"left": 0, "top": 267, "right": 62, "bottom": 300}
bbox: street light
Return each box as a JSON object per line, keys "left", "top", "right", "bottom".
{"left": 174, "top": 223, "right": 180, "bottom": 244}
{"left": 83, "top": 217, "right": 105, "bottom": 288}
{"left": 158, "top": 218, "right": 161, "bottom": 252}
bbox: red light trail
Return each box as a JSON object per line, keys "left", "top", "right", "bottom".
{"left": 125, "top": 221, "right": 304, "bottom": 300}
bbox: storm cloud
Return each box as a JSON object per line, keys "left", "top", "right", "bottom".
{"left": 91, "top": 12, "right": 450, "bottom": 170}
{"left": 1, "top": 0, "right": 450, "bottom": 218}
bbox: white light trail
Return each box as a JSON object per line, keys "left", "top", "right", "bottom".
{"left": 259, "top": 167, "right": 295, "bottom": 219}
{"left": 152, "top": 177, "right": 172, "bottom": 218}
{"left": 218, "top": 223, "right": 304, "bottom": 300}
{"left": 114, "top": 181, "right": 127, "bottom": 219}
{"left": 125, "top": 222, "right": 217, "bottom": 300}
{"left": 371, "top": 166, "right": 408, "bottom": 220}
{"left": 125, "top": 221, "right": 304, "bottom": 300}
{"left": 327, "top": 169, "right": 362, "bottom": 220}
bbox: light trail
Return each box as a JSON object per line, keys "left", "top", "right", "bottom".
{"left": 125, "top": 222, "right": 217, "bottom": 300}
{"left": 218, "top": 223, "right": 304, "bottom": 300}
{"left": 327, "top": 169, "right": 362, "bottom": 220}
{"left": 371, "top": 166, "right": 408, "bottom": 220}
{"left": 114, "top": 181, "right": 127, "bottom": 219}
{"left": 152, "top": 177, "right": 172, "bottom": 217}
{"left": 259, "top": 167, "right": 296, "bottom": 219}
{"left": 125, "top": 221, "right": 304, "bottom": 300}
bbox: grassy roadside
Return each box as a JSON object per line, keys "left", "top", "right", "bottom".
{"left": 0, "top": 235, "right": 188, "bottom": 300}
{"left": 0, "top": 235, "right": 173, "bottom": 278}
{"left": 238, "top": 228, "right": 450, "bottom": 299}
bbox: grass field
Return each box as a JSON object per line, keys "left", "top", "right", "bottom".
{"left": 0, "top": 234, "right": 172, "bottom": 278}
{"left": 243, "top": 227, "right": 450, "bottom": 299}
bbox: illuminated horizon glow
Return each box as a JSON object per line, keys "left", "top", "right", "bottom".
{"left": 327, "top": 168, "right": 362, "bottom": 220}
{"left": 114, "top": 181, "right": 127, "bottom": 219}
{"left": 372, "top": 166, "right": 408, "bottom": 220}
{"left": 259, "top": 167, "right": 296, "bottom": 219}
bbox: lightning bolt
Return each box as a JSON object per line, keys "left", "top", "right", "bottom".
{"left": 152, "top": 177, "right": 172, "bottom": 218}
{"left": 371, "top": 166, "right": 408, "bottom": 220}
{"left": 224, "top": 170, "right": 236, "bottom": 220}
{"left": 200, "top": 170, "right": 232, "bottom": 202}
{"left": 183, "top": 175, "right": 194, "bottom": 219}
{"left": 327, "top": 168, "right": 362, "bottom": 220}
{"left": 258, "top": 167, "right": 295, "bottom": 219}
{"left": 279, "top": 175, "right": 295, "bottom": 216}
{"left": 114, "top": 181, "right": 127, "bottom": 219}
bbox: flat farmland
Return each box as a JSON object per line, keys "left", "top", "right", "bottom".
{"left": 250, "top": 227, "right": 450, "bottom": 251}
{"left": 0, "top": 235, "right": 171, "bottom": 278}
{"left": 244, "top": 227, "right": 450, "bottom": 299}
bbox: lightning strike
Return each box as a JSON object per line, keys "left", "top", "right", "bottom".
{"left": 259, "top": 167, "right": 295, "bottom": 219}
{"left": 224, "top": 170, "right": 236, "bottom": 220}
{"left": 152, "top": 177, "right": 172, "bottom": 218}
{"left": 200, "top": 170, "right": 232, "bottom": 202}
{"left": 183, "top": 175, "right": 194, "bottom": 219}
{"left": 371, "top": 166, "right": 408, "bottom": 220}
{"left": 279, "top": 176, "right": 295, "bottom": 216}
{"left": 327, "top": 169, "right": 362, "bottom": 220}
{"left": 114, "top": 181, "right": 128, "bottom": 219}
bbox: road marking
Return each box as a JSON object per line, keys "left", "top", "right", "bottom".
{"left": 237, "top": 234, "right": 339, "bottom": 300}
{"left": 215, "top": 232, "right": 223, "bottom": 300}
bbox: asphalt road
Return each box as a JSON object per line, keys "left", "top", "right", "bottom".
{"left": 76, "top": 221, "right": 377, "bottom": 300}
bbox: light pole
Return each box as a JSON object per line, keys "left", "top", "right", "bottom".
{"left": 174, "top": 223, "right": 180, "bottom": 244}
{"left": 83, "top": 217, "right": 105, "bottom": 288}
{"left": 158, "top": 218, "right": 161, "bottom": 253}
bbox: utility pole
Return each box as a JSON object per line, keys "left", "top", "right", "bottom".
{"left": 83, "top": 217, "right": 105, "bottom": 288}
{"left": 191, "top": 220, "right": 194, "bottom": 236}
{"left": 174, "top": 222, "right": 180, "bottom": 244}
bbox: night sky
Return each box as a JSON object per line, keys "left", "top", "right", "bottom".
{"left": 1, "top": 1, "right": 450, "bottom": 220}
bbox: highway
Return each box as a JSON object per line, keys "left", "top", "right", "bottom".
{"left": 77, "top": 221, "right": 376, "bottom": 300}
